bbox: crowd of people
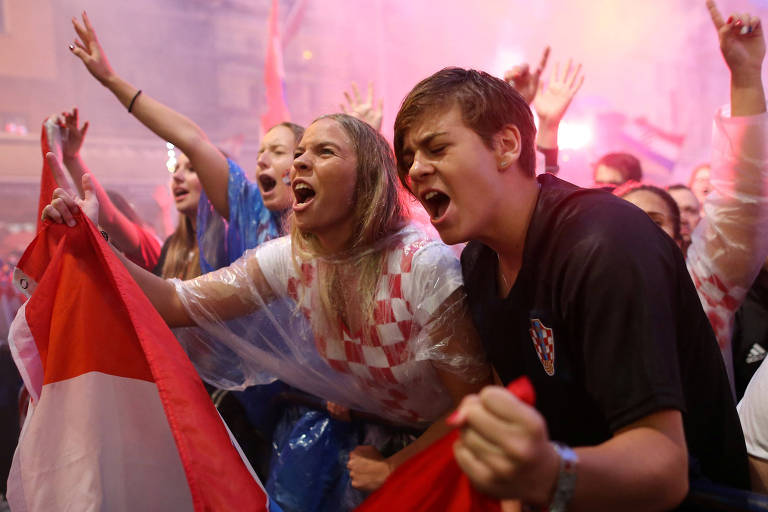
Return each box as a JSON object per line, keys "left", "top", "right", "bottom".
{"left": 2, "top": 0, "right": 768, "bottom": 510}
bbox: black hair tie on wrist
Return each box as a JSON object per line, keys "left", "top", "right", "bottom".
{"left": 128, "top": 89, "right": 142, "bottom": 113}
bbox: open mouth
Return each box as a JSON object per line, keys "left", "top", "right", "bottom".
{"left": 421, "top": 190, "right": 451, "bottom": 221}
{"left": 259, "top": 174, "right": 277, "bottom": 193}
{"left": 293, "top": 182, "right": 316, "bottom": 205}
{"left": 173, "top": 188, "right": 189, "bottom": 201}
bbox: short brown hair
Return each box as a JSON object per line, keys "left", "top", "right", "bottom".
{"left": 595, "top": 152, "right": 642, "bottom": 184}
{"left": 393, "top": 67, "right": 537, "bottom": 189}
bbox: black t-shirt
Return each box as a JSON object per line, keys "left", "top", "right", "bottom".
{"left": 733, "top": 268, "right": 768, "bottom": 400}
{"left": 462, "top": 173, "right": 748, "bottom": 489}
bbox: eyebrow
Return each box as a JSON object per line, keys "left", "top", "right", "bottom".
{"left": 404, "top": 131, "right": 448, "bottom": 153}
{"left": 313, "top": 141, "right": 343, "bottom": 151}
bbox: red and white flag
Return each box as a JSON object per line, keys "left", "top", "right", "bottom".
{"left": 260, "top": 0, "right": 291, "bottom": 133}
{"left": 6, "top": 213, "right": 276, "bottom": 511}
{"left": 357, "top": 378, "right": 535, "bottom": 512}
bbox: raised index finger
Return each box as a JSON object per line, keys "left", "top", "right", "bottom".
{"left": 706, "top": 0, "right": 725, "bottom": 30}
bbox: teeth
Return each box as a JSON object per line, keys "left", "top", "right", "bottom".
{"left": 295, "top": 183, "right": 312, "bottom": 191}
{"left": 425, "top": 191, "right": 439, "bottom": 201}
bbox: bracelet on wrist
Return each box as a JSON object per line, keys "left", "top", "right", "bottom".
{"left": 128, "top": 89, "right": 142, "bottom": 113}
{"left": 548, "top": 442, "right": 578, "bottom": 512}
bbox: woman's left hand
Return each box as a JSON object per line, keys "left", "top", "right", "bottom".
{"left": 347, "top": 445, "right": 393, "bottom": 492}
{"left": 41, "top": 153, "right": 99, "bottom": 227}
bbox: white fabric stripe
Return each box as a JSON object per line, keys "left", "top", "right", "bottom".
{"left": 7, "top": 302, "right": 43, "bottom": 402}
{"left": 8, "top": 371, "right": 194, "bottom": 512}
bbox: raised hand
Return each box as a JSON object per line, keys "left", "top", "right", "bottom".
{"left": 707, "top": 0, "right": 765, "bottom": 80}
{"left": 504, "top": 46, "right": 551, "bottom": 105}
{"left": 341, "top": 82, "right": 383, "bottom": 132}
{"left": 42, "top": 153, "right": 99, "bottom": 227}
{"left": 69, "top": 11, "right": 116, "bottom": 86}
{"left": 533, "top": 60, "right": 584, "bottom": 126}
{"left": 57, "top": 108, "right": 90, "bottom": 160}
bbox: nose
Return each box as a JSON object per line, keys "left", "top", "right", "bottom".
{"left": 171, "top": 166, "right": 184, "bottom": 183}
{"left": 408, "top": 152, "right": 433, "bottom": 182}
{"left": 257, "top": 150, "right": 269, "bottom": 169}
{"left": 293, "top": 152, "right": 310, "bottom": 173}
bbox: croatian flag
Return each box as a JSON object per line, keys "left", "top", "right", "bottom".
{"left": 6, "top": 214, "right": 279, "bottom": 511}
{"left": 260, "top": 0, "right": 291, "bottom": 133}
{"left": 357, "top": 378, "right": 534, "bottom": 511}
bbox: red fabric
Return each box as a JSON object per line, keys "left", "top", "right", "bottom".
{"left": 260, "top": 0, "right": 291, "bottom": 131}
{"left": 36, "top": 123, "right": 58, "bottom": 232}
{"left": 16, "top": 214, "right": 270, "bottom": 511}
{"left": 124, "top": 226, "right": 162, "bottom": 271}
{"left": 357, "top": 377, "right": 535, "bottom": 512}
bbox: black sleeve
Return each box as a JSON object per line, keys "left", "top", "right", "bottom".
{"left": 537, "top": 145, "right": 559, "bottom": 175}
{"left": 558, "top": 209, "right": 685, "bottom": 432}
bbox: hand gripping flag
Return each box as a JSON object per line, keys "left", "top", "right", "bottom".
{"left": 356, "top": 377, "right": 535, "bottom": 512}
{"left": 6, "top": 213, "right": 279, "bottom": 511}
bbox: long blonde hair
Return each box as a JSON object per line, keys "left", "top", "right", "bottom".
{"left": 289, "top": 114, "right": 408, "bottom": 336}
{"left": 161, "top": 214, "right": 200, "bottom": 280}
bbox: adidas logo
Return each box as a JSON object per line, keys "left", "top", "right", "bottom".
{"left": 747, "top": 343, "right": 767, "bottom": 365}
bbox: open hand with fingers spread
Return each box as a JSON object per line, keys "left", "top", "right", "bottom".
{"left": 57, "top": 108, "right": 90, "bottom": 161}
{"left": 504, "top": 46, "right": 551, "bottom": 105}
{"left": 69, "top": 11, "right": 116, "bottom": 86}
{"left": 41, "top": 153, "right": 99, "bottom": 227}
{"left": 341, "top": 82, "right": 383, "bottom": 132}
{"left": 534, "top": 60, "right": 584, "bottom": 127}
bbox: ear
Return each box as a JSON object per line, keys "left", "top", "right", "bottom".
{"left": 494, "top": 124, "right": 522, "bottom": 171}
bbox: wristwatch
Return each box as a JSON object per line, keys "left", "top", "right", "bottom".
{"left": 549, "top": 442, "right": 578, "bottom": 512}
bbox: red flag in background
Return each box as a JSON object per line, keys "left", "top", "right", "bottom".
{"left": 357, "top": 378, "right": 535, "bottom": 512}
{"left": 260, "top": 0, "right": 291, "bottom": 133}
{"left": 35, "top": 120, "right": 61, "bottom": 232}
{"left": 7, "top": 214, "right": 276, "bottom": 511}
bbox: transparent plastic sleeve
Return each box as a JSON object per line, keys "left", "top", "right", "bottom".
{"left": 687, "top": 108, "right": 768, "bottom": 381}
{"left": 173, "top": 225, "right": 489, "bottom": 427}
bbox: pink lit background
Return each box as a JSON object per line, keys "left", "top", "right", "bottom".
{"left": 1, "top": 0, "right": 767, "bottom": 256}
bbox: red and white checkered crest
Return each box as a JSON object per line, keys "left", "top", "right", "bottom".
{"left": 529, "top": 318, "right": 555, "bottom": 376}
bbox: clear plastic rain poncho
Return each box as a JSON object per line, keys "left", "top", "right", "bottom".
{"left": 172, "top": 223, "right": 489, "bottom": 427}
{"left": 686, "top": 107, "right": 768, "bottom": 386}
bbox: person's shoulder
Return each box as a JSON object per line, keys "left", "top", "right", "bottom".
{"left": 537, "top": 174, "right": 670, "bottom": 250}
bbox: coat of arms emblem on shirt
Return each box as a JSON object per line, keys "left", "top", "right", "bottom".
{"left": 529, "top": 318, "right": 555, "bottom": 376}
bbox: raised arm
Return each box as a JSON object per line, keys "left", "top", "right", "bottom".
{"left": 504, "top": 46, "right": 550, "bottom": 105}
{"left": 57, "top": 108, "right": 161, "bottom": 268}
{"left": 69, "top": 12, "right": 231, "bottom": 219}
{"left": 707, "top": 0, "right": 766, "bottom": 116}
{"left": 41, "top": 155, "right": 270, "bottom": 327}
{"left": 687, "top": 2, "right": 768, "bottom": 371}
{"left": 533, "top": 59, "right": 584, "bottom": 153}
